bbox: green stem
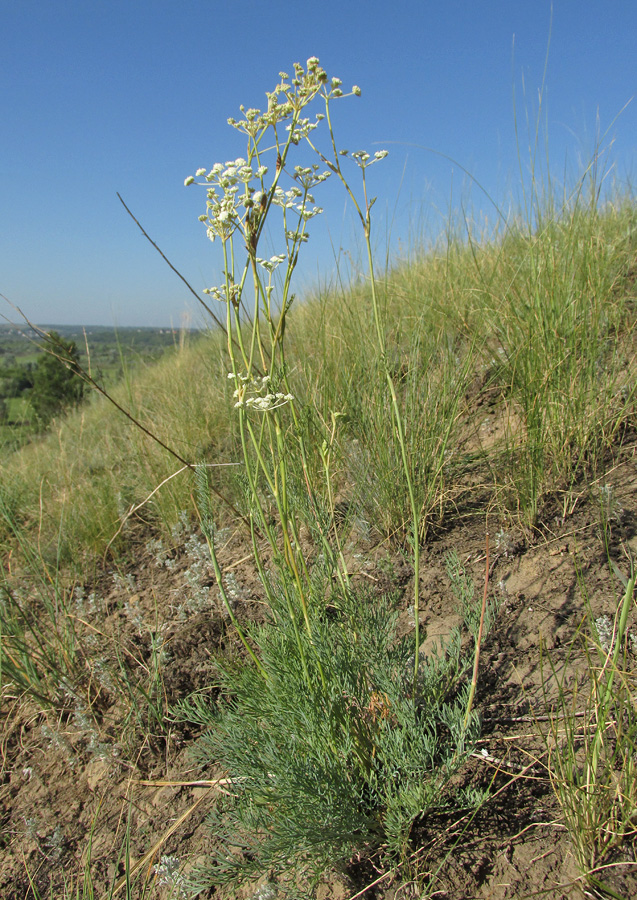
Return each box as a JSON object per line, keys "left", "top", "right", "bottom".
{"left": 589, "top": 571, "right": 635, "bottom": 786}
{"left": 463, "top": 532, "right": 489, "bottom": 730}
{"left": 364, "top": 233, "right": 421, "bottom": 692}
{"left": 320, "top": 93, "right": 422, "bottom": 689}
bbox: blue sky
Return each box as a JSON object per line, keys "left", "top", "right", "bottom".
{"left": 2, "top": 0, "right": 635, "bottom": 326}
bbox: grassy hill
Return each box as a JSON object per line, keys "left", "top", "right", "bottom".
{"left": 1, "top": 188, "right": 637, "bottom": 898}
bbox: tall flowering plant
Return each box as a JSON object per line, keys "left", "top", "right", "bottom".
{"left": 186, "top": 58, "right": 417, "bottom": 685}
{"left": 180, "top": 61, "right": 484, "bottom": 888}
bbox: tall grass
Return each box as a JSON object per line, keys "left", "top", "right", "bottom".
{"left": 540, "top": 560, "right": 637, "bottom": 894}
{"left": 2, "top": 192, "right": 636, "bottom": 566}
{"left": 0, "top": 508, "right": 172, "bottom": 755}
{"left": 0, "top": 490, "right": 82, "bottom": 711}
{"left": 485, "top": 192, "right": 636, "bottom": 523}
{"left": 1, "top": 334, "right": 236, "bottom": 566}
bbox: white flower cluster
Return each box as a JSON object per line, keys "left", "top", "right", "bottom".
{"left": 292, "top": 163, "right": 331, "bottom": 189}
{"left": 228, "top": 372, "right": 294, "bottom": 411}
{"left": 185, "top": 154, "right": 328, "bottom": 248}
{"left": 350, "top": 149, "right": 389, "bottom": 168}
{"left": 185, "top": 157, "right": 271, "bottom": 243}
{"left": 286, "top": 113, "right": 324, "bottom": 144}
{"left": 270, "top": 184, "right": 324, "bottom": 221}
{"left": 256, "top": 254, "right": 287, "bottom": 272}
{"left": 183, "top": 56, "right": 359, "bottom": 252}
{"left": 227, "top": 57, "right": 330, "bottom": 136}
{"left": 203, "top": 281, "right": 238, "bottom": 303}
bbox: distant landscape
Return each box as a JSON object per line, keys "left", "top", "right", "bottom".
{"left": 0, "top": 324, "right": 199, "bottom": 452}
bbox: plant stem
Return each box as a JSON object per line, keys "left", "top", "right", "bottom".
{"left": 464, "top": 531, "right": 490, "bottom": 730}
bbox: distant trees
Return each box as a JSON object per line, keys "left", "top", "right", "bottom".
{"left": 0, "top": 362, "right": 34, "bottom": 399}
{"left": 0, "top": 362, "right": 33, "bottom": 427}
{"left": 29, "top": 332, "right": 84, "bottom": 425}
{"left": 0, "top": 332, "right": 85, "bottom": 428}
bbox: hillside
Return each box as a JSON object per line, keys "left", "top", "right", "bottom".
{"left": 1, "top": 194, "right": 637, "bottom": 899}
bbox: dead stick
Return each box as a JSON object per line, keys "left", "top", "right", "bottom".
{"left": 116, "top": 192, "right": 227, "bottom": 334}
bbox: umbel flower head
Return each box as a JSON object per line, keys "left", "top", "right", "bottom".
{"left": 228, "top": 372, "right": 294, "bottom": 411}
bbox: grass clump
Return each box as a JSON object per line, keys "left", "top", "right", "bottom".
{"left": 0, "top": 489, "right": 84, "bottom": 711}
{"left": 344, "top": 326, "right": 476, "bottom": 542}
{"left": 1, "top": 332, "right": 236, "bottom": 567}
{"left": 541, "top": 558, "right": 637, "bottom": 893}
{"left": 0, "top": 484, "right": 173, "bottom": 755}
{"left": 465, "top": 179, "right": 637, "bottom": 525}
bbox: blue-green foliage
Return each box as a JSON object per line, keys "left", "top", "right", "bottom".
{"left": 178, "top": 586, "right": 481, "bottom": 890}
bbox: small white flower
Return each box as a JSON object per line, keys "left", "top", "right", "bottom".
{"left": 286, "top": 230, "right": 309, "bottom": 243}
{"left": 184, "top": 175, "right": 195, "bottom": 186}
{"left": 303, "top": 206, "right": 323, "bottom": 220}
{"left": 257, "top": 254, "right": 287, "bottom": 273}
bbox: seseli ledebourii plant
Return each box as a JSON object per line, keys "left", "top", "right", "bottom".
{"left": 185, "top": 57, "right": 421, "bottom": 682}
{"left": 181, "top": 58, "right": 487, "bottom": 889}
